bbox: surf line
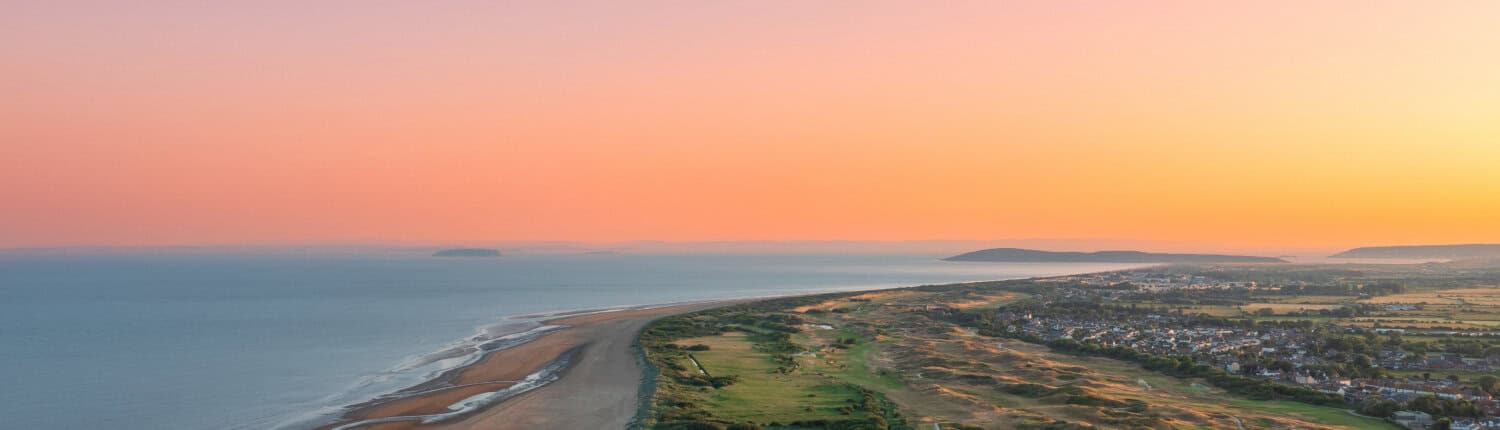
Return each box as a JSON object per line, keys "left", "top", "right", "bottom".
{"left": 329, "top": 347, "right": 581, "bottom": 430}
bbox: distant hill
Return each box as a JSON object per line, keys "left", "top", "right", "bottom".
{"left": 1331, "top": 244, "right": 1500, "bottom": 260}
{"left": 943, "top": 248, "right": 1285, "bottom": 263}
{"left": 432, "top": 248, "right": 501, "bottom": 257}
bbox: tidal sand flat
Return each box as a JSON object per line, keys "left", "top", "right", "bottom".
{"left": 321, "top": 301, "right": 740, "bottom": 430}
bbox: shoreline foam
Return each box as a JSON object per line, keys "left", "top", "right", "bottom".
{"left": 308, "top": 300, "right": 742, "bottom": 430}
{"left": 281, "top": 302, "right": 709, "bottom": 430}
{"left": 327, "top": 347, "right": 580, "bottom": 430}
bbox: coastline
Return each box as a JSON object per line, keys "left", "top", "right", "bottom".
{"left": 0, "top": 254, "right": 1173, "bottom": 429}
{"left": 316, "top": 300, "right": 746, "bottom": 430}
{"left": 303, "top": 264, "right": 1154, "bottom": 430}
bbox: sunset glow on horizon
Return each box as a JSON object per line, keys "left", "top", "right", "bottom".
{"left": 4, "top": 1, "right": 1499, "bottom": 249}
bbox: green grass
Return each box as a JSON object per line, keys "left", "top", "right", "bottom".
{"left": 1226, "top": 399, "right": 1400, "bottom": 429}
{"left": 1250, "top": 315, "right": 1335, "bottom": 322}
{"left": 834, "top": 337, "right": 904, "bottom": 390}
{"left": 686, "top": 334, "right": 860, "bottom": 423}
{"left": 1253, "top": 295, "right": 1357, "bottom": 304}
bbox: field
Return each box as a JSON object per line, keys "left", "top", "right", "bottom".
{"left": 1345, "top": 317, "right": 1500, "bottom": 330}
{"left": 1226, "top": 400, "right": 1399, "bottom": 429}
{"left": 1240, "top": 303, "right": 1343, "bottom": 314}
{"left": 1260, "top": 296, "right": 1355, "bottom": 304}
{"left": 1360, "top": 287, "right": 1500, "bottom": 305}
{"left": 678, "top": 332, "right": 862, "bottom": 425}
{"left": 1130, "top": 303, "right": 1243, "bottom": 317}
{"left": 1337, "top": 287, "right": 1500, "bottom": 330}
{"left": 1182, "top": 305, "right": 1244, "bottom": 317}
{"left": 947, "top": 291, "right": 1028, "bottom": 310}
{"left": 1252, "top": 315, "right": 1335, "bottom": 322}
{"left": 1193, "top": 286, "right": 1500, "bottom": 331}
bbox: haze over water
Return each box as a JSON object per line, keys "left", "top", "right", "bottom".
{"left": 0, "top": 251, "right": 1140, "bottom": 429}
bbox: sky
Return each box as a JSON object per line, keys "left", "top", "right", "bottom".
{"left": 3, "top": 1, "right": 1499, "bottom": 251}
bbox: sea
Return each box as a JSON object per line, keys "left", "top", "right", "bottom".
{"left": 0, "top": 251, "right": 1142, "bottom": 429}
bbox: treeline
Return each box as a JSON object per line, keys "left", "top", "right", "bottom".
{"left": 910, "top": 279, "right": 1055, "bottom": 295}
{"left": 1413, "top": 337, "right": 1500, "bottom": 358}
{"left": 1192, "top": 267, "right": 1364, "bottom": 284}
{"left": 1031, "top": 337, "right": 1345, "bottom": 406}
{"left": 1356, "top": 395, "right": 1483, "bottom": 420}
{"left": 1275, "top": 282, "right": 1406, "bottom": 296}
{"left": 1123, "top": 288, "right": 1256, "bottom": 305}
{"left": 995, "top": 301, "right": 1207, "bottom": 321}
{"left": 978, "top": 301, "right": 1326, "bottom": 330}
{"left": 931, "top": 305, "right": 1347, "bottom": 408}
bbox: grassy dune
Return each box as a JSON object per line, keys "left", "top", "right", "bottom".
{"left": 641, "top": 287, "right": 1400, "bottom": 429}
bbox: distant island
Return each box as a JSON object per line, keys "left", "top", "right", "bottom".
{"left": 943, "top": 248, "right": 1285, "bottom": 263}
{"left": 432, "top": 248, "right": 502, "bottom": 257}
{"left": 1331, "top": 244, "right": 1500, "bottom": 260}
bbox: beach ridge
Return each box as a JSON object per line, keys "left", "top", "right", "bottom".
{"left": 318, "top": 300, "right": 742, "bottom": 430}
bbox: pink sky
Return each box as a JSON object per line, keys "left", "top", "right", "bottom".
{"left": 3, "top": 1, "right": 1499, "bottom": 249}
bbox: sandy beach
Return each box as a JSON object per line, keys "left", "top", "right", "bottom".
{"left": 320, "top": 300, "right": 738, "bottom": 430}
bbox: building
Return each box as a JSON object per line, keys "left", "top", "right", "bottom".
{"left": 1389, "top": 411, "right": 1433, "bottom": 430}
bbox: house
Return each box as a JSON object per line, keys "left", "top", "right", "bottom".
{"left": 1389, "top": 411, "right": 1433, "bottom": 430}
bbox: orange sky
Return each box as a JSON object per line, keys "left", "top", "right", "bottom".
{"left": 3, "top": 1, "right": 1499, "bottom": 250}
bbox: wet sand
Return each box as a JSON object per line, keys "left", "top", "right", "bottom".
{"left": 322, "top": 300, "right": 739, "bottom": 430}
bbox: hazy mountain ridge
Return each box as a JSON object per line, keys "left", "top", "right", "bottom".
{"left": 1331, "top": 244, "right": 1500, "bottom": 259}
{"left": 432, "top": 248, "right": 501, "bottom": 257}
{"left": 944, "top": 247, "right": 1286, "bottom": 263}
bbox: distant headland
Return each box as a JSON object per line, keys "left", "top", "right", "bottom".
{"left": 432, "top": 248, "right": 502, "bottom": 257}
{"left": 1331, "top": 244, "right": 1500, "bottom": 260}
{"left": 943, "top": 248, "right": 1285, "bottom": 263}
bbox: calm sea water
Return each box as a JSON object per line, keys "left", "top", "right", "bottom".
{"left": 0, "top": 251, "right": 1139, "bottom": 429}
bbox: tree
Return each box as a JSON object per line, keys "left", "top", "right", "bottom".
{"left": 1386, "top": 332, "right": 1404, "bottom": 346}
{"left": 1475, "top": 375, "right": 1500, "bottom": 395}
{"left": 1409, "top": 394, "right": 1442, "bottom": 416}
{"left": 1352, "top": 354, "right": 1373, "bottom": 368}
{"left": 1358, "top": 398, "right": 1398, "bottom": 417}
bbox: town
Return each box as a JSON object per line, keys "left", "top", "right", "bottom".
{"left": 934, "top": 265, "right": 1500, "bottom": 430}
